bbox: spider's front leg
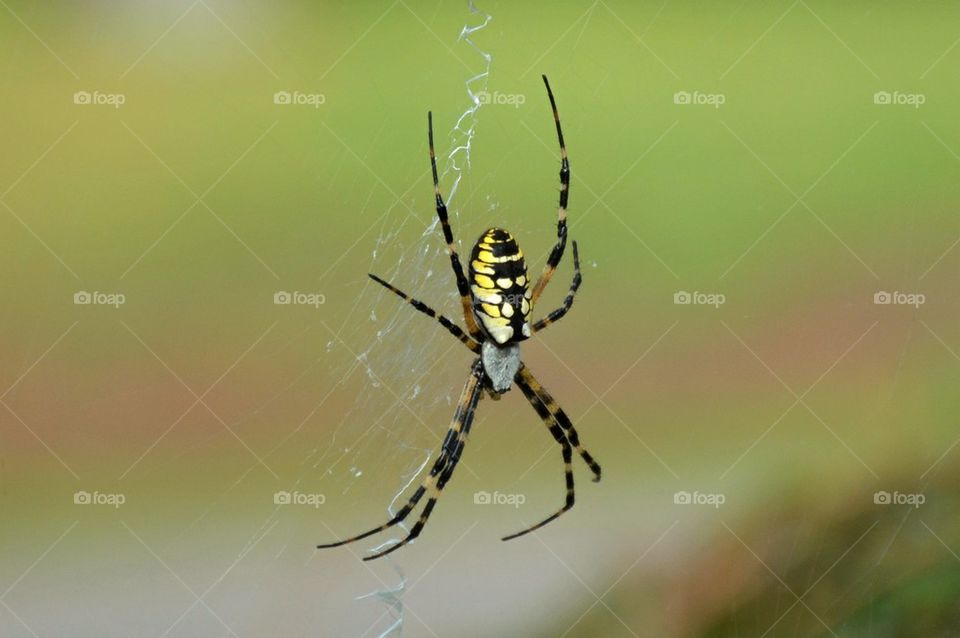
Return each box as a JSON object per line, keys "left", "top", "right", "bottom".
{"left": 317, "top": 360, "right": 484, "bottom": 560}
{"left": 362, "top": 360, "right": 484, "bottom": 560}
{"left": 501, "top": 363, "right": 601, "bottom": 541}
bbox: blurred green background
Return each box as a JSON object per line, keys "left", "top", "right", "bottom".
{"left": 2, "top": 1, "right": 960, "bottom": 636}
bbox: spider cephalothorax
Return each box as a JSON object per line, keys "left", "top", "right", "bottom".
{"left": 318, "top": 75, "right": 600, "bottom": 561}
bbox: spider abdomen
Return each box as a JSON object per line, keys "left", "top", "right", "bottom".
{"left": 469, "top": 227, "right": 532, "bottom": 345}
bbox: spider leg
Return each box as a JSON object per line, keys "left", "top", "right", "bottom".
{"left": 531, "top": 241, "right": 581, "bottom": 334}
{"left": 502, "top": 376, "right": 574, "bottom": 541}
{"left": 316, "top": 446, "right": 451, "bottom": 550}
{"left": 530, "top": 75, "right": 570, "bottom": 306}
{"left": 362, "top": 361, "right": 484, "bottom": 560}
{"left": 428, "top": 112, "right": 484, "bottom": 341}
{"left": 501, "top": 363, "right": 601, "bottom": 542}
{"left": 518, "top": 364, "right": 602, "bottom": 481}
{"left": 317, "top": 360, "right": 484, "bottom": 558}
{"left": 368, "top": 274, "right": 480, "bottom": 353}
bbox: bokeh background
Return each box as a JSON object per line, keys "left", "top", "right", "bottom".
{"left": 2, "top": 1, "right": 960, "bottom": 636}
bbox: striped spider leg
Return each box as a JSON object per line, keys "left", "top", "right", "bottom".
{"left": 318, "top": 75, "right": 601, "bottom": 560}
{"left": 502, "top": 363, "right": 602, "bottom": 541}
{"left": 318, "top": 360, "right": 485, "bottom": 560}
{"left": 367, "top": 274, "right": 480, "bottom": 353}
{"left": 530, "top": 74, "right": 571, "bottom": 306}
{"left": 531, "top": 241, "right": 581, "bottom": 334}
{"left": 428, "top": 111, "right": 485, "bottom": 342}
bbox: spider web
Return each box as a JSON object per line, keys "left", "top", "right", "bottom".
{"left": 306, "top": 3, "right": 494, "bottom": 635}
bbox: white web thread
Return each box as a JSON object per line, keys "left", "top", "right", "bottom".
{"left": 351, "top": 3, "right": 493, "bottom": 636}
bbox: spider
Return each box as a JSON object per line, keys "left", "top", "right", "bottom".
{"left": 318, "top": 75, "right": 601, "bottom": 561}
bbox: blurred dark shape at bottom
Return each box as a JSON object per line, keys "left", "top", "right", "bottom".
{"left": 565, "top": 462, "right": 960, "bottom": 638}
{"left": 669, "top": 468, "right": 960, "bottom": 637}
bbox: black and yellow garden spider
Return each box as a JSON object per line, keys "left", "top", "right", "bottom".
{"left": 318, "top": 76, "right": 601, "bottom": 561}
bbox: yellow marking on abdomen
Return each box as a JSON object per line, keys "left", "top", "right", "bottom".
{"left": 478, "top": 251, "right": 523, "bottom": 264}
{"left": 473, "top": 291, "right": 503, "bottom": 305}
{"left": 474, "top": 274, "right": 495, "bottom": 288}
{"left": 481, "top": 303, "right": 501, "bottom": 318}
{"left": 472, "top": 260, "right": 495, "bottom": 274}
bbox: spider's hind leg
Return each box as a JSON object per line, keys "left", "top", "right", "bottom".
{"left": 530, "top": 75, "right": 570, "bottom": 305}
{"left": 427, "top": 112, "right": 485, "bottom": 342}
